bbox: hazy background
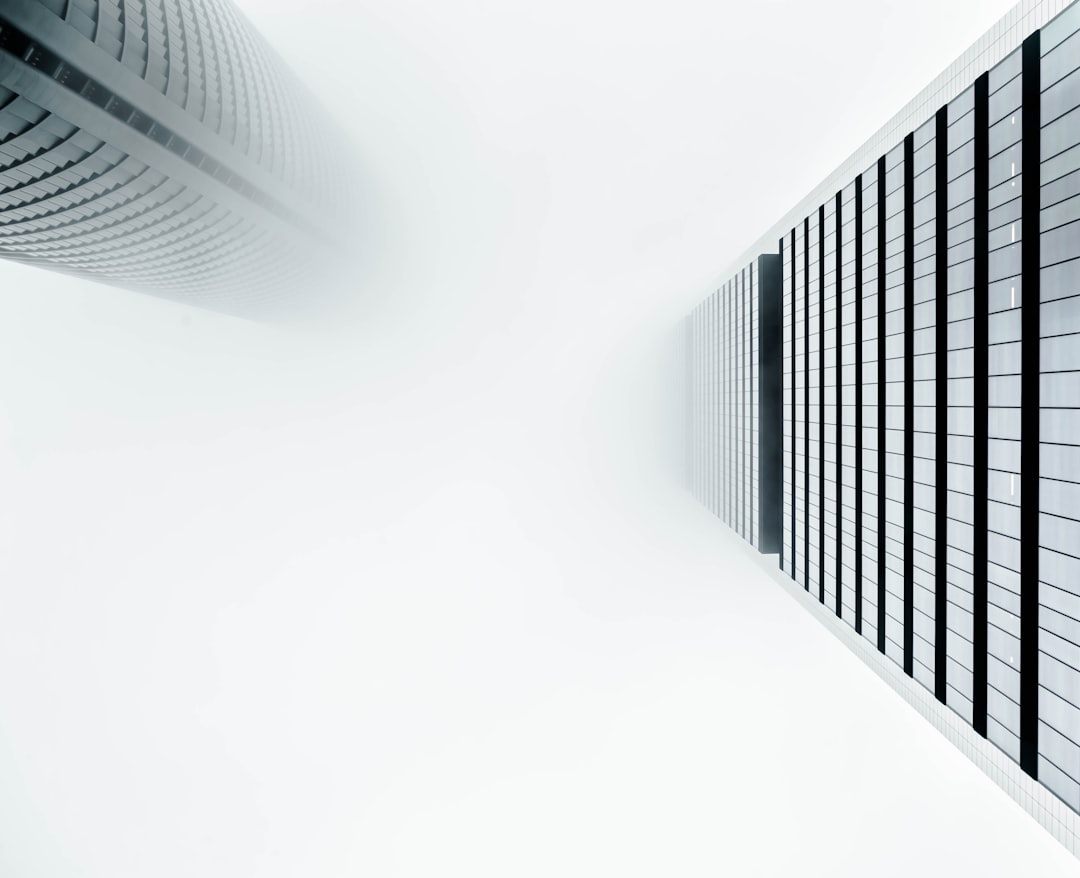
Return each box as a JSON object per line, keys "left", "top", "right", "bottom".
{"left": 1, "top": 0, "right": 1076, "bottom": 875}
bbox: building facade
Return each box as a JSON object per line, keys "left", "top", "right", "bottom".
{"left": 0, "top": 0, "right": 354, "bottom": 315}
{"left": 689, "top": 0, "right": 1080, "bottom": 851}
{"left": 691, "top": 255, "right": 783, "bottom": 554}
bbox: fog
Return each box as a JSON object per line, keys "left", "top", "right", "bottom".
{"left": 1, "top": 0, "right": 1075, "bottom": 874}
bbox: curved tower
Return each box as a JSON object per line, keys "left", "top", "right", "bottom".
{"left": 0, "top": 0, "right": 355, "bottom": 315}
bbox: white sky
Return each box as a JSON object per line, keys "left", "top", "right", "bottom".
{"left": 1, "top": 0, "right": 1076, "bottom": 875}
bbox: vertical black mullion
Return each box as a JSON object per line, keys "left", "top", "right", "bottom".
{"left": 741, "top": 268, "right": 747, "bottom": 539}
{"left": 727, "top": 281, "right": 732, "bottom": 527}
{"left": 791, "top": 229, "right": 797, "bottom": 578}
{"left": 777, "top": 242, "right": 786, "bottom": 565}
{"left": 737, "top": 271, "right": 742, "bottom": 537}
{"left": 1019, "top": 29, "right": 1040, "bottom": 779}
{"left": 717, "top": 288, "right": 721, "bottom": 521}
{"left": 748, "top": 264, "right": 753, "bottom": 544}
{"left": 721, "top": 285, "right": 730, "bottom": 524}
{"left": 759, "top": 253, "right": 783, "bottom": 555}
{"left": 729, "top": 279, "right": 734, "bottom": 529}
{"left": 702, "top": 298, "right": 707, "bottom": 510}
{"left": 746, "top": 264, "right": 752, "bottom": 542}
{"left": 729, "top": 280, "right": 734, "bottom": 528}
{"left": 700, "top": 302, "right": 705, "bottom": 506}
{"left": 836, "top": 190, "right": 844, "bottom": 618}
{"left": 746, "top": 266, "right": 750, "bottom": 540}
{"left": 707, "top": 296, "right": 712, "bottom": 515}
{"left": 695, "top": 302, "right": 704, "bottom": 507}
{"left": 904, "top": 132, "right": 915, "bottom": 678}
{"left": 693, "top": 310, "right": 698, "bottom": 497}
{"left": 855, "top": 176, "right": 864, "bottom": 635}
{"left": 715, "top": 289, "right": 720, "bottom": 521}
{"left": 935, "top": 105, "right": 949, "bottom": 704}
{"left": 819, "top": 204, "right": 826, "bottom": 605}
{"left": 972, "top": 71, "right": 990, "bottom": 739}
{"left": 804, "top": 216, "right": 811, "bottom": 592}
{"left": 877, "top": 155, "right": 887, "bottom": 654}
{"left": 712, "top": 292, "right": 717, "bottom": 516}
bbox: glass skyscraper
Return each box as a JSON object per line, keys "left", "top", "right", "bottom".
{"left": 690, "top": 0, "right": 1080, "bottom": 856}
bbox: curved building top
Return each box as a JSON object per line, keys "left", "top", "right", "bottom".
{"left": 0, "top": 0, "right": 357, "bottom": 315}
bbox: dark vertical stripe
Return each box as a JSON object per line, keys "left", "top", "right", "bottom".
{"left": 742, "top": 267, "right": 747, "bottom": 539}
{"left": 972, "top": 71, "right": 990, "bottom": 738}
{"left": 1019, "top": 29, "right": 1041, "bottom": 779}
{"left": 877, "top": 155, "right": 887, "bottom": 654}
{"left": 935, "top": 105, "right": 949, "bottom": 705}
{"left": 855, "top": 175, "right": 864, "bottom": 635}
{"left": 819, "top": 204, "right": 826, "bottom": 606}
{"left": 740, "top": 268, "right": 745, "bottom": 539}
{"left": 759, "top": 253, "right": 784, "bottom": 555}
{"left": 836, "top": 189, "right": 844, "bottom": 619}
{"left": 779, "top": 237, "right": 787, "bottom": 568}
{"left": 804, "top": 216, "right": 811, "bottom": 592}
{"left": 728, "top": 280, "right": 733, "bottom": 528}
{"left": 747, "top": 263, "right": 756, "bottom": 544}
{"left": 904, "top": 132, "right": 915, "bottom": 678}
{"left": 703, "top": 298, "right": 707, "bottom": 510}
{"left": 732, "top": 277, "right": 736, "bottom": 530}
{"left": 791, "top": 229, "right": 797, "bottom": 578}
{"left": 734, "top": 276, "right": 738, "bottom": 531}
{"left": 689, "top": 314, "right": 694, "bottom": 492}
{"left": 729, "top": 280, "right": 734, "bottom": 528}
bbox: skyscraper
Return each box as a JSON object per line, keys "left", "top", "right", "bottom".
{"left": 689, "top": 0, "right": 1080, "bottom": 856}
{"left": 0, "top": 0, "right": 355, "bottom": 315}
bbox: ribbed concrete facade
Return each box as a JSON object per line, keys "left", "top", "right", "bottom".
{"left": 0, "top": 0, "right": 354, "bottom": 314}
